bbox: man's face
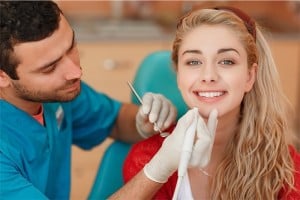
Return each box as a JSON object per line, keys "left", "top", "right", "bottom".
{"left": 8, "top": 14, "right": 82, "bottom": 102}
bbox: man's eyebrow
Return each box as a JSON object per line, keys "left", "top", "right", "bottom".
{"left": 217, "top": 48, "right": 240, "bottom": 55}
{"left": 36, "top": 30, "right": 75, "bottom": 71}
{"left": 68, "top": 30, "right": 75, "bottom": 52}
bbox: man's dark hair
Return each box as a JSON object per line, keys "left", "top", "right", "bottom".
{"left": 0, "top": 1, "right": 62, "bottom": 80}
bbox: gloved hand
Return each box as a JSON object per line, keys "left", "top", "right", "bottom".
{"left": 136, "top": 92, "right": 177, "bottom": 138}
{"left": 190, "top": 109, "right": 218, "bottom": 168}
{"left": 143, "top": 108, "right": 218, "bottom": 183}
{"left": 143, "top": 108, "right": 197, "bottom": 183}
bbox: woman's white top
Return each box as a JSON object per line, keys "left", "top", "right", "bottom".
{"left": 177, "top": 173, "right": 194, "bottom": 200}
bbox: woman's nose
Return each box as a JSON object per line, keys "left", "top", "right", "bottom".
{"left": 200, "top": 64, "right": 218, "bottom": 83}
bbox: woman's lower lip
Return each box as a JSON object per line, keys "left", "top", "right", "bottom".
{"left": 199, "top": 96, "right": 220, "bottom": 102}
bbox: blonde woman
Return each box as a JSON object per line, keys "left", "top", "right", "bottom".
{"left": 123, "top": 7, "right": 300, "bottom": 199}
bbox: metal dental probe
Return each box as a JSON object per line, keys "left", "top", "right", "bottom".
{"left": 127, "top": 81, "right": 169, "bottom": 137}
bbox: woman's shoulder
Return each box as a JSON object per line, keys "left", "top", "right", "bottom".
{"left": 289, "top": 145, "right": 300, "bottom": 196}
{"left": 126, "top": 134, "right": 165, "bottom": 164}
{"left": 128, "top": 124, "right": 176, "bottom": 161}
{"left": 123, "top": 134, "right": 164, "bottom": 182}
{"left": 123, "top": 125, "right": 176, "bottom": 183}
{"left": 288, "top": 145, "right": 300, "bottom": 183}
{"left": 123, "top": 134, "right": 165, "bottom": 182}
{"left": 289, "top": 145, "right": 300, "bottom": 167}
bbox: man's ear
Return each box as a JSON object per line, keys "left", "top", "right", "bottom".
{"left": 0, "top": 70, "right": 11, "bottom": 87}
{"left": 245, "top": 63, "right": 258, "bottom": 92}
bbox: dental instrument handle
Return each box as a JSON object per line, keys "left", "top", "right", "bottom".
{"left": 172, "top": 118, "right": 197, "bottom": 200}
{"left": 127, "top": 81, "right": 167, "bottom": 137}
{"left": 178, "top": 119, "right": 197, "bottom": 177}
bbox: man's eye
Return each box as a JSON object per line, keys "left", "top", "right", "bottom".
{"left": 42, "top": 65, "right": 56, "bottom": 74}
{"left": 220, "top": 59, "right": 234, "bottom": 65}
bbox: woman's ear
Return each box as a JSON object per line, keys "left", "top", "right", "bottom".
{"left": 245, "top": 63, "right": 257, "bottom": 92}
{"left": 0, "top": 70, "right": 11, "bottom": 88}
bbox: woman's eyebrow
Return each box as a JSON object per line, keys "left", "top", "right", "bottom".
{"left": 182, "top": 48, "right": 240, "bottom": 56}
{"left": 182, "top": 49, "right": 202, "bottom": 55}
{"left": 217, "top": 48, "right": 240, "bottom": 55}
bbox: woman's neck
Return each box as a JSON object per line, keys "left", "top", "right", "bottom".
{"left": 212, "top": 107, "right": 240, "bottom": 158}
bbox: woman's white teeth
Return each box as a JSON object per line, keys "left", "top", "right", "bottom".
{"left": 198, "top": 91, "right": 223, "bottom": 98}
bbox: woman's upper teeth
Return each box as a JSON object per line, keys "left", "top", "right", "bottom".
{"left": 198, "top": 91, "right": 224, "bottom": 97}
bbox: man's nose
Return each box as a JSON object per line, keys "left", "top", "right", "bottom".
{"left": 63, "top": 57, "right": 82, "bottom": 80}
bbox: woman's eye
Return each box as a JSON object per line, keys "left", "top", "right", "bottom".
{"left": 220, "top": 59, "right": 234, "bottom": 65}
{"left": 187, "top": 60, "right": 201, "bottom": 65}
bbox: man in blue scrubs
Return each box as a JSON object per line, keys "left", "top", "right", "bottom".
{"left": 0, "top": 1, "right": 177, "bottom": 199}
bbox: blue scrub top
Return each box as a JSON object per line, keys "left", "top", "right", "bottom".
{"left": 0, "top": 82, "right": 121, "bottom": 199}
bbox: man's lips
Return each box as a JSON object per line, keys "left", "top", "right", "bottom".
{"left": 63, "top": 80, "right": 81, "bottom": 91}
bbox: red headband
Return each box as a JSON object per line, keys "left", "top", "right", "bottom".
{"left": 214, "top": 6, "right": 256, "bottom": 41}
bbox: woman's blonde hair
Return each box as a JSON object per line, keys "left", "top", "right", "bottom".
{"left": 172, "top": 8, "right": 295, "bottom": 199}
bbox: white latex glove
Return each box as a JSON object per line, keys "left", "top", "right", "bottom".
{"left": 143, "top": 108, "right": 198, "bottom": 183}
{"left": 136, "top": 92, "right": 177, "bottom": 138}
{"left": 190, "top": 109, "right": 218, "bottom": 168}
